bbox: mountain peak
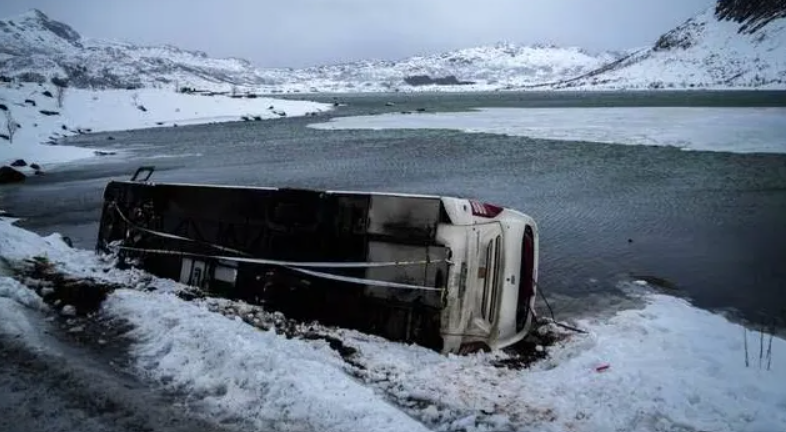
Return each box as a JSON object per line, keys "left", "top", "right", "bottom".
{"left": 12, "top": 8, "right": 50, "bottom": 23}
{"left": 1, "top": 8, "right": 82, "bottom": 48}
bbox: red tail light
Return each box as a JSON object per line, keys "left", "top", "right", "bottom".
{"left": 469, "top": 200, "right": 504, "bottom": 218}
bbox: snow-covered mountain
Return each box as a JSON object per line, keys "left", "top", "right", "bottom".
{"left": 550, "top": 5, "right": 786, "bottom": 90}
{"left": 1, "top": 5, "right": 784, "bottom": 92}
{"left": 0, "top": 9, "right": 620, "bottom": 92}
{"left": 273, "top": 43, "right": 623, "bottom": 92}
{"left": 0, "top": 9, "right": 272, "bottom": 90}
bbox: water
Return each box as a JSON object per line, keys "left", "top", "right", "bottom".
{"left": 3, "top": 90, "right": 786, "bottom": 325}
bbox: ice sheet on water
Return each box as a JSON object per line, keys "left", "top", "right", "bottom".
{"left": 310, "top": 107, "right": 786, "bottom": 154}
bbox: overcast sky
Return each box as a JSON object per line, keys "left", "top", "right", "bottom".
{"left": 2, "top": 0, "right": 715, "bottom": 68}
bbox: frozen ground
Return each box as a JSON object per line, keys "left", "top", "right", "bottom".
{"left": 0, "top": 83, "right": 330, "bottom": 168}
{"left": 310, "top": 107, "right": 786, "bottom": 154}
{"left": 1, "top": 216, "right": 784, "bottom": 431}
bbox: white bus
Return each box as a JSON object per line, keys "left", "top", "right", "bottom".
{"left": 97, "top": 168, "right": 539, "bottom": 353}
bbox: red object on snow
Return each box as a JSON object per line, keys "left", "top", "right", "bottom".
{"left": 596, "top": 364, "right": 610, "bottom": 372}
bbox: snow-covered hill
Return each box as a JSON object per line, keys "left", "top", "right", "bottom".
{"left": 1, "top": 6, "right": 785, "bottom": 92}
{"left": 0, "top": 9, "right": 620, "bottom": 93}
{"left": 551, "top": 6, "right": 786, "bottom": 90}
{"left": 0, "top": 9, "right": 272, "bottom": 91}
{"left": 273, "top": 43, "right": 623, "bottom": 92}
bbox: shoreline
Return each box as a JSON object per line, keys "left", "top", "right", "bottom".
{"left": 0, "top": 84, "right": 332, "bottom": 170}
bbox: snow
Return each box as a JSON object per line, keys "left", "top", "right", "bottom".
{"left": 310, "top": 107, "right": 786, "bottom": 154}
{"left": 3, "top": 8, "right": 786, "bottom": 93}
{"left": 0, "top": 82, "right": 330, "bottom": 168}
{"left": 1, "top": 214, "right": 786, "bottom": 431}
{"left": 105, "top": 290, "right": 430, "bottom": 432}
{"left": 557, "top": 8, "right": 786, "bottom": 90}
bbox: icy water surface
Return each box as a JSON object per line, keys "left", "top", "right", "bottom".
{"left": 3, "top": 90, "right": 786, "bottom": 326}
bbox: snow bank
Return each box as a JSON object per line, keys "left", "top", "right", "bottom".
{"left": 105, "top": 290, "right": 429, "bottom": 432}
{"left": 311, "top": 107, "right": 786, "bottom": 154}
{"left": 1, "top": 217, "right": 785, "bottom": 432}
{"left": 0, "top": 83, "right": 330, "bottom": 168}
{"left": 329, "top": 291, "right": 786, "bottom": 432}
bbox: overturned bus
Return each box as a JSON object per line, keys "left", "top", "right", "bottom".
{"left": 96, "top": 167, "right": 539, "bottom": 354}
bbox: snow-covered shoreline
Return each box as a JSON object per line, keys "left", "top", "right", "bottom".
{"left": 1, "top": 216, "right": 784, "bottom": 432}
{"left": 0, "top": 83, "right": 331, "bottom": 169}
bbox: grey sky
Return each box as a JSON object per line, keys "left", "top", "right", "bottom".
{"left": 2, "top": 0, "right": 715, "bottom": 68}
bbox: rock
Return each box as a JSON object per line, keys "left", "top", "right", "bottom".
{"left": 385, "top": 102, "right": 396, "bottom": 106}
{"left": 0, "top": 134, "right": 9, "bottom": 141}
{"left": 416, "top": 108, "right": 427, "bottom": 112}
{"left": 39, "top": 110, "right": 59, "bottom": 116}
{"left": 0, "top": 166, "right": 26, "bottom": 184}
{"left": 30, "top": 163, "right": 41, "bottom": 170}
{"left": 68, "top": 325, "right": 84, "bottom": 333}
{"left": 106, "top": 136, "right": 115, "bottom": 141}
{"left": 137, "top": 105, "right": 147, "bottom": 112}
{"left": 61, "top": 124, "right": 68, "bottom": 130}
{"left": 42, "top": 90, "right": 54, "bottom": 98}
{"left": 61, "top": 305, "right": 77, "bottom": 317}
{"left": 94, "top": 150, "right": 116, "bottom": 156}
{"left": 10, "top": 159, "right": 26, "bottom": 167}
{"left": 24, "top": 99, "right": 36, "bottom": 106}
{"left": 0, "top": 104, "right": 7, "bottom": 111}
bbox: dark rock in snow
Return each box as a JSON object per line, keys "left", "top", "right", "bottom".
{"left": 0, "top": 103, "right": 7, "bottom": 111}
{"left": 106, "top": 136, "right": 115, "bottom": 140}
{"left": 93, "top": 150, "right": 116, "bottom": 156}
{"left": 137, "top": 105, "right": 147, "bottom": 112}
{"left": 0, "top": 166, "right": 26, "bottom": 184}
{"left": 24, "top": 99, "right": 36, "bottom": 106}
{"left": 30, "top": 163, "right": 41, "bottom": 171}
{"left": 61, "top": 124, "right": 68, "bottom": 130}
{"left": 39, "top": 109, "right": 59, "bottom": 116}
{"left": 0, "top": 133, "right": 10, "bottom": 140}
{"left": 404, "top": 74, "right": 475, "bottom": 86}
{"left": 42, "top": 90, "right": 53, "bottom": 98}
{"left": 10, "top": 159, "right": 27, "bottom": 167}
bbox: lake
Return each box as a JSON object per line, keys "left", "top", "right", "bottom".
{"left": 3, "top": 90, "right": 786, "bottom": 326}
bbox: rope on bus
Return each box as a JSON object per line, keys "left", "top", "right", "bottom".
{"left": 116, "top": 247, "right": 443, "bottom": 292}
{"left": 111, "top": 202, "right": 250, "bottom": 256}
{"left": 117, "top": 246, "right": 444, "bottom": 269}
